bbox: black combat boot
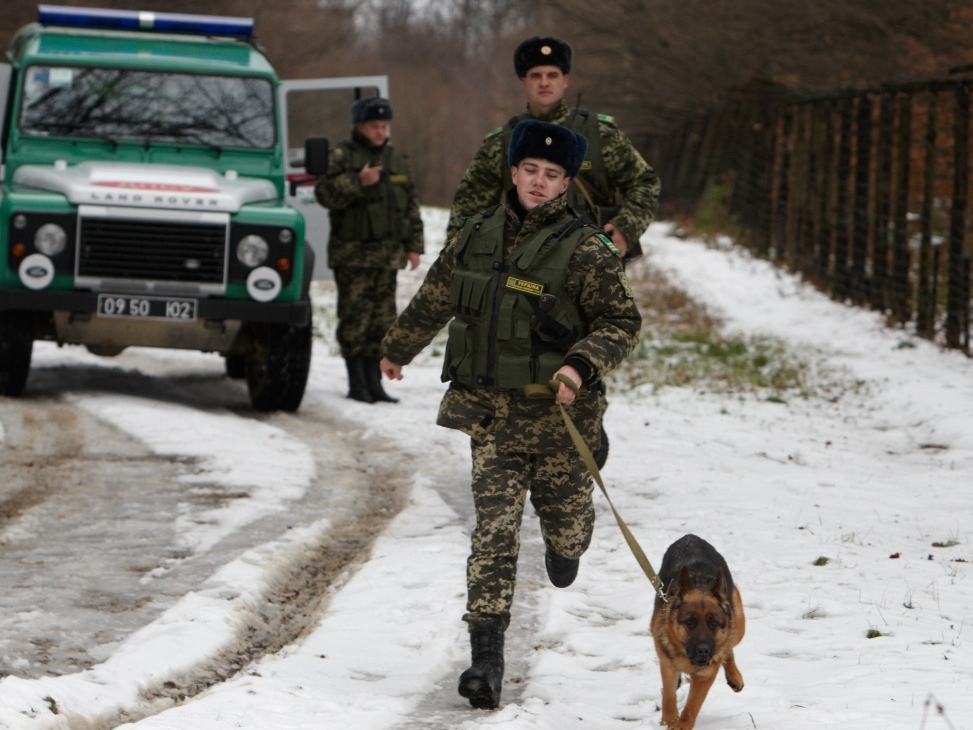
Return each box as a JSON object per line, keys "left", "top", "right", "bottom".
{"left": 344, "top": 356, "right": 375, "bottom": 403}
{"left": 458, "top": 618, "right": 505, "bottom": 709}
{"left": 545, "top": 547, "right": 580, "bottom": 588}
{"left": 363, "top": 356, "right": 398, "bottom": 403}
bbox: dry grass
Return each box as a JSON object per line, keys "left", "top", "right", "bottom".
{"left": 618, "top": 261, "right": 852, "bottom": 402}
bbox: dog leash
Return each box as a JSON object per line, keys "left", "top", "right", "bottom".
{"left": 525, "top": 375, "right": 666, "bottom": 600}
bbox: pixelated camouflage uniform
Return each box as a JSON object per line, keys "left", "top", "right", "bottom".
{"left": 382, "top": 192, "right": 640, "bottom": 629}
{"left": 315, "top": 131, "right": 424, "bottom": 358}
{"left": 446, "top": 100, "right": 661, "bottom": 261}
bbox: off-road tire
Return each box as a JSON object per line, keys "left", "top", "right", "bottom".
{"left": 244, "top": 316, "right": 313, "bottom": 412}
{"left": 224, "top": 354, "right": 246, "bottom": 379}
{"left": 0, "top": 313, "right": 34, "bottom": 397}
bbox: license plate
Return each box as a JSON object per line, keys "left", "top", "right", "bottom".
{"left": 97, "top": 294, "right": 197, "bottom": 321}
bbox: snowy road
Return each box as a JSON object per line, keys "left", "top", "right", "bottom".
{"left": 2, "top": 211, "right": 972, "bottom": 730}
{"left": 0, "top": 337, "right": 418, "bottom": 688}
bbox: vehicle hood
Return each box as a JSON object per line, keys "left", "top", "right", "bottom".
{"left": 12, "top": 161, "right": 277, "bottom": 213}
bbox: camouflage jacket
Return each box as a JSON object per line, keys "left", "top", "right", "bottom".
{"left": 383, "top": 193, "right": 641, "bottom": 452}
{"left": 315, "top": 132, "right": 424, "bottom": 270}
{"left": 446, "top": 100, "right": 661, "bottom": 260}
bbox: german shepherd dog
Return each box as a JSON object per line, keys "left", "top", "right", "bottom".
{"left": 650, "top": 534, "right": 745, "bottom": 729}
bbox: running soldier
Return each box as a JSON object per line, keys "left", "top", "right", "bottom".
{"left": 380, "top": 120, "right": 641, "bottom": 710}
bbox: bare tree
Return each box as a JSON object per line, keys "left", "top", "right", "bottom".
{"left": 349, "top": 0, "right": 530, "bottom": 204}
{"left": 530, "top": 0, "right": 970, "bottom": 142}
{"left": 4, "top": 0, "right": 973, "bottom": 206}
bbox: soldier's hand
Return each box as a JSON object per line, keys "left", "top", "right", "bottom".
{"left": 406, "top": 251, "right": 421, "bottom": 270}
{"left": 552, "top": 365, "right": 582, "bottom": 406}
{"left": 604, "top": 223, "right": 628, "bottom": 259}
{"left": 358, "top": 163, "right": 383, "bottom": 187}
{"left": 380, "top": 357, "right": 403, "bottom": 381}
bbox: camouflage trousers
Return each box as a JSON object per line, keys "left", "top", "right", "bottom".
{"left": 333, "top": 266, "right": 398, "bottom": 358}
{"left": 463, "top": 433, "right": 595, "bottom": 630}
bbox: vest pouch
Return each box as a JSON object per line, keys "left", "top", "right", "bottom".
{"left": 336, "top": 206, "right": 371, "bottom": 241}
{"left": 531, "top": 296, "right": 578, "bottom": 349}
{"left": 496, "top": 351, "right": 534, "bottom": 389}
{"left": 495, "top": 295, "right": 543, "bottom": 387}
{"left": 442, "top": 320, "right": 477, "bottom": 384}
{"left": 365, "top": 200, "right": 391, "bottom": 240}
{"left": 389, "top": 179, "right": 411, "bottom": 241}
{"left": 533, "top": 351, "right": 564, "bottom": 385}
{"left": 384, "top": 148, "right": 411, "bottom": 241}
{"left": 494, "top": 295, "right": 531, "bottom": 342}
{"left": 449, "top": 270, "right": 493, "bottom": 319}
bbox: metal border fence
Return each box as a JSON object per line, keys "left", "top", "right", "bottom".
{"left": 649, "top": 77, "right": 973, "bottom": 352}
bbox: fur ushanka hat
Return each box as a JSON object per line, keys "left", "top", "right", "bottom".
{"left": 352, "top": 97, "right": 393, "bottom": 124}
{"left": 513, "top": 36, "right": 572, "bottom": 77}
{"left": 507, "top": 119, "right": 588, "bottom": 179}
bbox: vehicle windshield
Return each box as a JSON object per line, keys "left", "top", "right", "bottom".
{"left": 19, "top": 65, "right": 276, "bottom": 150}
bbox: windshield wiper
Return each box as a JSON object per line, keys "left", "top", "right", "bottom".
{"left": 139, "top": 123, "right": 225, "bottom": 157}
{"left": 23, "top": 120, "right": 120, "bottom": 149}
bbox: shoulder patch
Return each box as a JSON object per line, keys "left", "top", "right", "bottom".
{"left": 597, "top": 113, "right": 617, "bottom": 127}
{"left": 596, "top": 233, "right": 620, "bottom": 256}
{"left": 617, "top": 270, "right": 634, "bottom": 299}
{"left": 485, "top": 126, "right": 504, "bottom": 140}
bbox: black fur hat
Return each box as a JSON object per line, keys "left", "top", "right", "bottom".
{"left": 513, "top": 36, "right": 572, "bottom": 77}
{"left": 508, "top": 120, "right": 588, "bottom": 179}
{"left": 352, "top": 97, "right": 393, "bottom": 124}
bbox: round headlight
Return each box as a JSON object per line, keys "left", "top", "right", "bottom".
{"left": 237, "top": 234, "right": 269, "bottom": 267}
{"left": 35, "top": 223, "right": 67, "bottom": 256}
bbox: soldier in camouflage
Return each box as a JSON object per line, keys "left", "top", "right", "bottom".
{"left": 446, "top": 36, "right": 660, "bottom": 262}
{"left": 315, "top": 96, "right": 424, "bottom": 403}
{"left": 447, "top": 36, "right": 660, "bottom": 467}
{"left": 380, "top": 120, "right": 641, "bottom": 710}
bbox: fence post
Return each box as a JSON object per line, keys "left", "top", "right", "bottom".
{"left": 946, "top": 84, "right": 970, "bottom": 349}
{"left": 656, "top": 74, "right": 973, "bottom": 355}
{"left": 772, "top": 107, "right": 794, "bottom": 262}
{"left": 730, "top": 104, "right": 761, "bottom": 240}
{"left": 834, "top": 97, "right": 854, "bottom": 300}
{"left": 871, "top": 91, "right": 895, "bottom": 312}
{"left": 917, "top": 92, "right": 938, "bottom": 339}
{"left": 852, "top": 94, "right": 873, "bottom": 304}
{"left": 891, "top": 93, "right": 913, "bottom": 324}
{"left": 815, "top": 100, "right": 836, "bottom": 286}
{"left": 794, "top": 103, "right": 816, "bottom": 273}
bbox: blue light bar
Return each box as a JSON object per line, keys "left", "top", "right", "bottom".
{"left": 37, "top": 5, "right": 254, "bottom": 39}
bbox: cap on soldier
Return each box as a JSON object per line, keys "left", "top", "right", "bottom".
{"left": 352, "top": 96, "right": 393, "bottom": 124}
{"left": 513, "top": 36, "right": 572, "bottom": 77}
{"left": 508, "top": 119, "right": 588, "bottom": 179}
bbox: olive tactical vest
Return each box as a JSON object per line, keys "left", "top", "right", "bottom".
{"left": 442, "top": 205, "right": 595, "bottom": 390}
{"left": 334, "top": 141, "right": 413, "bottom": 242}
{"left": 501, "top": 109, "right": 612, "bottom": 215}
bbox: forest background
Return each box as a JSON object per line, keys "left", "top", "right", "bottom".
{"left": 3, "top": 0, "right": 973, "bottom": 209}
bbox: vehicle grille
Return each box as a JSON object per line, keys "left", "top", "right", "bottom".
{"left": 77, "top": 217, "right": 227, "bottom": 284}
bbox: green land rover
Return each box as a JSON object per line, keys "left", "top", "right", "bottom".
{"left": 0, "top": 6, "right": 360, "bottom": 411}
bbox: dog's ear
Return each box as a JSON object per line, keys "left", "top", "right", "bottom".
{"left": 711, "top": 568, "right": 728, "bottom": 602}
{"left": 677, "top": 566, "right": 694, "bottom": 596}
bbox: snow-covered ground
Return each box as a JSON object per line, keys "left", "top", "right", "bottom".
{"left": 1, "top": 208, "right": 971, "bottom": 729}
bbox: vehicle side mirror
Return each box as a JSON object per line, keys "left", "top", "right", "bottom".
{"left": 304, "top": 137, "right": 329, "bottom": 175}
